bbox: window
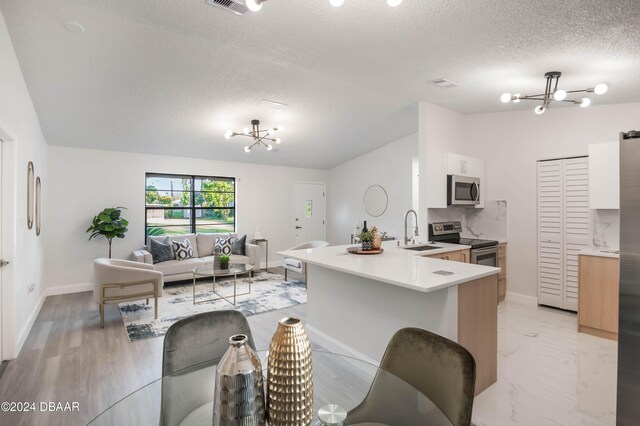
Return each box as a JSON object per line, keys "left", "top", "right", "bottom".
{"left": 145, "top": 173, "right": 235, "bottom": 240}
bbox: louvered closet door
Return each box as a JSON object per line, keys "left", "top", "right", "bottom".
{"left": 562, "top": 158, "right": 591, "bottom": 311}
{"left": 537, "top": 160, "right": 564, "bottom": 308}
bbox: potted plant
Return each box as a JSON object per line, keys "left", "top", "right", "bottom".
{"left": 220, "top": 254, "right": 230, "bottom": 270}
{"left": 359, "top": 230, "right": 374, "bottom": 251}
{"left": 86, "top": 207, "right": 129, "bottom": 258}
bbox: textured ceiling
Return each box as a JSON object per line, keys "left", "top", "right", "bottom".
{"left": 1, "top": 0, "right": 639, "bottom": 168}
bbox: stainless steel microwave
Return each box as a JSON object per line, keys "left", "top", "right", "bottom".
{"left": 447, "top": 175, "right": 480, "bottom": 206}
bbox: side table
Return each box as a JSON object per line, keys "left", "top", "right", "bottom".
{"left": 250, "top": 238, "right": 269, "bottom": 272}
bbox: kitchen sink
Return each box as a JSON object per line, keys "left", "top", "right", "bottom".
{"left": 403, "top": 245, "right": 443, "bottom": 251}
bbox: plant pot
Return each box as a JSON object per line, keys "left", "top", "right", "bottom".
{"left": 361, "top": 241, "right": 373, "bottom": 251}
{"left": 220, "top": 261, "right": 229, "bottom": 270}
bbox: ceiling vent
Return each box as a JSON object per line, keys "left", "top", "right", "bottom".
{"left": 427, "top": 78, "right": 459, "bottom": 89}
{"left": 206, "top": 0, "right": 249, "bottom": 15}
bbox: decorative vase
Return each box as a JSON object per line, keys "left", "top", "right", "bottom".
{"left": 213, "top": 334, "right": 266, "bottom": 426}
{"left": 267, "top": 317, "right": 314, "bottom": 426}
{"left": 372, "top": 235, "right": 382, "bottom": 250}
{"left": 361, "top": 241, "right": 372, "bottom": 251}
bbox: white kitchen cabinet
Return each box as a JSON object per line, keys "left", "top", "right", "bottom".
{"left": 426, "top": 153, "right": 485, "bottom": 208}
{"left": 537, "top": 157, "right": 591, "bottom": 311}
{"left": 588, "top": 141, "right": 619, "bottom": 209}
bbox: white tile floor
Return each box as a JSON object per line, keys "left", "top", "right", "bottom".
{"left": 473, "top": 299, "right": 617, "bottom": 426}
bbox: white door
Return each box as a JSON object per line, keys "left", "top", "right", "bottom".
{"left": 293, "top": 183, "right": 326, "bottom": 246}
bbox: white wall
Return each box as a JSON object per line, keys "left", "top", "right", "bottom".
{"left": 327, "top": 132, "right": 418, "bottom": 245}
{"left": 0, "top": 10, "right": 48, "bottom": 358}
{"left": 45, "top": 146, "right": 327, "bottom": 291}
{"left": 458, "top": 103, "right": 640, "bottom": 297}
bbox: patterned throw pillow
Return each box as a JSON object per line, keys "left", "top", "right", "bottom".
{"left": 215, "top": 236, "right": 233, "bottom": 255}
{"left": 173, "top": 239, "right": 195, "bottom": 261}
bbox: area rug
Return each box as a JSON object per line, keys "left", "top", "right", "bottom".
{"left": 119, "top": 272, "right": 306, "bottom": 342}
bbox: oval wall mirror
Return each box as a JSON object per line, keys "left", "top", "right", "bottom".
{"left": 35, "top": 176, "right": 42, "bottom": 236}
{"left": 363, "top": 184, "right": 388, "bottom": 217}
{"left": 27, "top": 161, "right": 34, "bottom": 230}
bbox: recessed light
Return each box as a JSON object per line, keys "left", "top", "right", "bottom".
{"left": 427, "top": 78, "right": 459, "bottom": 89}
{"left": 63, "top": 21, "right": 85, "bottom": 34}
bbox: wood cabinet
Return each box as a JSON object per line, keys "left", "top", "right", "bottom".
{"left": 578, "top": 254, "right": 619, "bottom": 340}
{"left": 424, "top": 249, "right": 470, "bottom": 263}
{"left": 498, "top": 243, "right": 507, "bottom": 302}
{"left": 588, "top": 141, "right": 619, "bottom": 209}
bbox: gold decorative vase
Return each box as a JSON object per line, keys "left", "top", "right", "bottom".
{"left": 266, "top": 317, "right": 314, "bottom": 426}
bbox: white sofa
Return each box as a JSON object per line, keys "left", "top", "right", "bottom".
{"left": 132, "top": 233, "right": 260, "bottom": 283}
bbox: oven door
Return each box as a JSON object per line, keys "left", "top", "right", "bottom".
{"left": 471, "top": 246, "right": 498, "bottom": 267}
{"left": 447, "top": 175, "right": 480, "bottom": 206}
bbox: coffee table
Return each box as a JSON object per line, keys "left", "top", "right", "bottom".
{"left": 192, "top": 263, "right": 254, "bottom": 306}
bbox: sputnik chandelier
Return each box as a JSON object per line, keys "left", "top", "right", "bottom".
{"left": 224, "top": 120, "right": 283, "bottom": 153}
{"left": 501, "top": 71, "right": 608, "bottom": 115}
{"left": 245, "top": 0, "right": 403, "bottom": 12}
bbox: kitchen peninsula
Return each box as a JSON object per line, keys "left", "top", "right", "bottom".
{"left": 279, "top": 241, "right": 501, "bottom": 395}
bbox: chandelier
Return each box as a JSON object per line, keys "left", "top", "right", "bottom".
{"left": 245, "top": 0, "right": 403, "bottom": 12}
{"left": 501, "top": 71, "right": 608, "bottom": 115}
{"left": 224, "top": 120, "right": 283, "bottom": 153}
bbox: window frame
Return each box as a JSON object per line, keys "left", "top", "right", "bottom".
{"left": 145, "top": 172, "right": 236, "bottom": 242}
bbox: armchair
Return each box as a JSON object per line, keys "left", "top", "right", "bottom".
{"left": 283, "top": 240, "right": 330, "bottom": 281}
{"left": 93, "top": 258, "right": 163, "bottom": 328}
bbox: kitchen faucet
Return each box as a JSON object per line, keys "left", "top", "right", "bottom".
{"left": 404, "top": 209, "right": 419, "bottom": 245}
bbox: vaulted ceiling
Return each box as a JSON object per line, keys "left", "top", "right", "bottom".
{"left": 2, "top": 0, "right": 639, "bottom": 168}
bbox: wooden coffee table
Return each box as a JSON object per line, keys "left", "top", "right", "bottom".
{"left": 192, "top": 263, "right": 254, "bottom": 306}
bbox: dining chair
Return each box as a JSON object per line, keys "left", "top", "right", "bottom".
{"left": 346, "top": 327, "right": 476, "bottom": 426}
{"left": 283, "top": 240, "right": 330, "bottom": 281}
{"left": 93, "top": 258, "right": 163, "bottom": 328}
{"left": 160, "top": 310, "right": 256, "bottom": 426}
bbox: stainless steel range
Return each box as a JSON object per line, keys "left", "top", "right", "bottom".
{"left": 428, "top": 221, "right": 499, "bottom": 268}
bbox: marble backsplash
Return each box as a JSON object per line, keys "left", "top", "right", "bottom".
{"left": 592, "top": 209, "right": 620, "bottom": 249}
{"left": 427, "top": 200, "right": 508, "bottom": 242}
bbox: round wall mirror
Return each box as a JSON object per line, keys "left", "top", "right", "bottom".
{"left": 363, "top": 185, "right": 388, "bottom": 217}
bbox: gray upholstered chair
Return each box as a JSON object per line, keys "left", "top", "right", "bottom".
{"left": 92, "top": 258, "right": 163, "bottom": 328}
{"left": 160, "top": 310, "right": 255, "bottom": 426}
{"left": 283, "top": 240, "right": 330, "bottom": 281}
{"left": 346, "top": 328, "right": 476, "bottom": 426}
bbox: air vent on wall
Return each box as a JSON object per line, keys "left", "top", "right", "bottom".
{"left": 206, "top": 0, "right": 249, "bottom": 15}
{"left": 427, "top": 78, "right": 460, "bottom": 89}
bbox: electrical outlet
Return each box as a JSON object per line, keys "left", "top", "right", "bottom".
{"left": 28, "top": 283, "right": 36, "bottom": 293}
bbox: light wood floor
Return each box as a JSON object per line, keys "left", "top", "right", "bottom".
{"left": 0, "top": 269, "right": 366, "bottom": 425}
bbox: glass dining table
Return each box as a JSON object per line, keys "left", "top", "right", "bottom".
{"left": 88, "top": 349, "right": 452, "bottom": 426}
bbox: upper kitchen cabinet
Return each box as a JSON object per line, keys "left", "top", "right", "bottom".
{"left": 588, "top": 141, "right": 619, "bottom": 209}
{"left": 426, "top": 153, "right": 486, "bottom": 208}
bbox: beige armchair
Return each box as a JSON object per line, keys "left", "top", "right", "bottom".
{"left": 283, "top": 240, "right": 330, "bottom": 281}
{"left": 93, "top": 258, "right": 163, "bottom": 328}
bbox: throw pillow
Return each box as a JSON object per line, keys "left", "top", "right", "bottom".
{"left": 173, "top": 239, "right": 195, "bottom": 261}
{"left": 148, "top": 237, "right": 175, "bottom": 264}
{"left": 232, "top": 234, "right": 247, "bottom": 256}
{"left": 215, "top": 236, "right": 233, "bottom": 255}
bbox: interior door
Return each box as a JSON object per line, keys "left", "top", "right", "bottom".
{"left": 293, "top": 183, "right": 326, "bottom": 246}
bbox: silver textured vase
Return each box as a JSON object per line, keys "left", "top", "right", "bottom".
{"left": 213, "top": 334, "right": 266, "bottom": 426}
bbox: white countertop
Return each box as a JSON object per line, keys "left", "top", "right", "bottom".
{"left": 279, "top": 241, "right": 500, "bottom": 293}
{"left": 579, "top": 247, "right": 620, "bottom": 259}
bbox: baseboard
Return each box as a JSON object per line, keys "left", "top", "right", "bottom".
{"left": 15, "top": 291, "right": 47, "bottom": 356}
{"left": 306, "top": 324, "right": 379, "bottom": 369}
{"left": 505, "top": 291, "right": 538, "bottom": 306}
{"left": 45, "top": 282, "right": 93, "bottom": 296}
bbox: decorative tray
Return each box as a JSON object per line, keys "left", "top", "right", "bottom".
{"left": 346, "top": 247, "right": 384, "bottom": 255}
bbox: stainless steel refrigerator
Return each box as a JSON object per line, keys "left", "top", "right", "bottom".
{"left": 618, "top": 129, "right": 640, "bottom": 425}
